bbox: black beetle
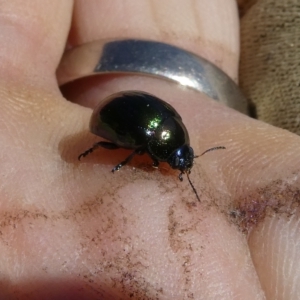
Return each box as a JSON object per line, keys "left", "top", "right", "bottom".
{"left": 78, "top": 91, "right": 225, "bottom": 201}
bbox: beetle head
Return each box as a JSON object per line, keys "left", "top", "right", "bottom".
{"left": 167, "top": 144, "right": 194, "bottom": 173}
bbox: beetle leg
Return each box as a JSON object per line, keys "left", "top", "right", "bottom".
{"left": 145, "top": 152, "right": 159, "bottom": 168}
{"left": 97, "top": 141, "right": 120, "bottom": 150}
{"left": 152, "top": 159, "right": 159, "bottom": 168}
{"left": 112, "top": 149, "right": 140, "bottom": 173}
{"left": 78, "top": 141, "right": 119, "bottom": 160}
{"left": 136, "top": 149, "right": 146, "bottom": 155}
{"left": 178, "top": 172, "right": 184, "bottom": 181}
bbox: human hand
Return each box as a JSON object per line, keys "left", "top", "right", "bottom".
{"left": 0, "top": 1, "right": 299, "bottom": 299}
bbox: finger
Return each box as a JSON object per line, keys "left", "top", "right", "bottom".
{"left": 68, "top": 1, "right": 300, "bottom": 299}
{"left": 0, "top": 0, "right": 78, "bottom": 219}
{"left": 62, "top": 0, "right": 240, "bottom": 108}
{"left": 0, "top": 0, "right": 75, "bottom": 160}
{"left": 249, "top": 212, "right": 300, "bottom": 299}
{"left": 61, "top": 1, "right": 267, "bottom": 299}
{"left": 69, "top": 0, "right": 240, "bottom": 79}
{"left": 0, "top": 0, "right": 73, "bottom": 87}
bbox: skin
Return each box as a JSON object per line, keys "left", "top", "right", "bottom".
{"left": 0, "top": 0, "right": 299, "bottom": 299}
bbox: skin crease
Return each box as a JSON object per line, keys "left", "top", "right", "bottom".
{"left": 0, "top": 0, "right": 299, "bottom": 299}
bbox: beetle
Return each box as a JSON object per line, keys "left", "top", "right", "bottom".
{"left": 78, "top": 91, "right": 225, "bottom": 201}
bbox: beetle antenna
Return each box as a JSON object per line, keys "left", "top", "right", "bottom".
{"left": 194, "top": 146, "right": 226, "bottom": 158}
{"left": 186, "top": 172, "right": 200, "bottom": 202}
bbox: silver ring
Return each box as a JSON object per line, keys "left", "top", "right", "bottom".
{"left": 57, "top": 39, "right": 249, "bottom": 115}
